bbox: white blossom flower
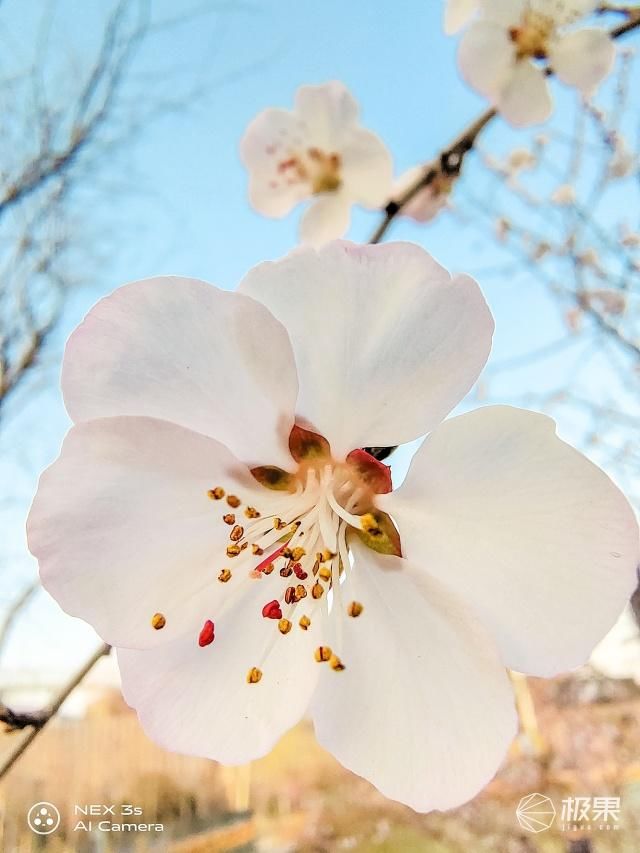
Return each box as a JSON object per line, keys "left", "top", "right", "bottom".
{"left": 240, "top": 82, "right": 393, "bottom": 246}
{"left": 445, "top": 0, "right": 480, "bottom": 34}
{"left": 458, "top": 0, "right": 616, "bottom": 127}
{"left": 28, "top": 241, "right": 638, "bottom": 812}
{"left": 392, "top": 166, "right": 453, "bottom": 223}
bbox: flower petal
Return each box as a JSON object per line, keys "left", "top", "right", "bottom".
{"left": 299, "top": 194, "right": 351, "bottom": 247}
{"left": 444, "top": 0, "right": 479, "bottom": 34}
{"left": 240, "top": 107, "right": 312, "bottom": 217}
{"left": 311, "top": 544, "right": 517, "bottom": 812}
{"left": 118, "top": 573, "right": 322, "bottom": 764}
{"left": 381, "top": 406, "right": 640, "bottom": 676}
{"left": 239, "top": 241, "right": 493, "bottom": 459}
{"left": 548, "top": 29, "right": 615, "bottom": 95}
{"left": 498, "top": 61, "right": 552, "bottom": 127}
{"left": 340, "top": 127, "right": 393, "bottom": 207}
{"left": 294, "top": 81, "right": 359, "bottom": 149}
{"left": 458, "top": 21, "right": 516, "bottom": 99}
{"left": 28, "top": 416, "right": 294, "bottom": 648}
{"left": 62, "top": 277, "right": 298, "bottom": 468}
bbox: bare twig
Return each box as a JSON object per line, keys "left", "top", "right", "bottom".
{"left": 0, "top": 642, "right": 111, "bottom": 779}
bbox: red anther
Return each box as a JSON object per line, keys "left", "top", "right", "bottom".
{"left": 262, "top": 600, "right": 283, "bottom": 620}
{"left": 254, "top": 542, "right": 289, "bottom": 574}
{"left": 198, "top": 619, "right": 215, "bottom": 647}
{"left": 292, "top": 563, "right": 308, "bottom": 580}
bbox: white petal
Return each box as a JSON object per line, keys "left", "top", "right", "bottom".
{"left": 498, "top": 61, "right": 552, "bottom": 127}
{"left": 444, "top": 0, "right": 479, "bottom": 34}
{"left": 458, "top": 22, "right": 516, "bottom": 99}
{"left": 548, "top": 29, "right": 615, "bottom": 95}
{"left": 62, "top": 277, "right": 298, "bottom": 468}
{"left": 340, "top": 127, "right": 393, "bottom": 208}
{"left": 480, "top": 0, "right": 526, "bottom": 27}
{"left": 118, "top": 575, "right": 322, "bottom": 764}
{"left": 294, "top": 81, "right": 359, "bottom": 149}
{"left": 239, "top": 241, "right": 494, "bottom": 459}
{"left": 240, "top": 107, "right": 312, "bottom": 217}
{"left": 311, "top": 545, "right": 517, "bottom": 812}
{"left": 381, "top": 406, "right": 640, "bottom": 676}
{"left": 299, "top": 194, "right": 351, "bottom": 247}
{"left": 28, "top": 416, "right": 293, "bottom": 648}
{"left": 532, "top": 0, "right": 596, "bottom": 24}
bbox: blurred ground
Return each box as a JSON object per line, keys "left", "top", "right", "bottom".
{"left": 0, "top": 669, "right": 639, "bottom": 852}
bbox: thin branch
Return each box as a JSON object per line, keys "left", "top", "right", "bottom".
{"left": 369, "top": 9, "right": 640, "bottom": 244}
{"left": 0, "top": 642, "right": 111, "bottom": 779}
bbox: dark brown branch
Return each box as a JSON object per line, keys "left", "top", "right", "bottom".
{"left": 0, "top": 642, "right": 111, "bottom": 779}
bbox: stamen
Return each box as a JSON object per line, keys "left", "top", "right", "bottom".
{"left": 262, "top": 600, "right": 283, "bottom": 620}
{"left": 230, "top": 525, "right": 244, "bottom": 542}
{"left": 226, "top": 544, "right": 241, "bottom": 558}
{"left": 314, "top": 646, "right": 332, "bottom": 663}
{"left": 329, "top": 654, "right": 346, "bottom": 672}
{"left": 244, "top": 506, "right": 261, "bottom": 519}
{"left": 278, "top": 618, "right": 292, "bottom": 635}
{"left": 207, "top": 487, "right": 225, "bottom": 500}
{"left": 311, "top": 582, "right": 324, "bottom": 599}
{"left": 223, "top": 513, "right": 235, "bottom": 525}
{"left": 198, "top": 619, "right": 215, "bottom": 647}
{"left": 218, "top": 569, "right": 232, "bottom": 583}
{"left": 348, "top": 601, "right": 363, "bottom": 617}
{"left": 299, "top": 615, "right": 311, "bottom": 630}
{"left": 151, "top": 612, "right": 166, "bottom": 630}
{"left": 295, "top": 584, "right": 308, "bottom": 601}
{"left": 247, "top": 667, "right": 262, "bottom": 684}
{"left": 285, "top": 586, "right": 296, "bottom": 604}
{"left": 226, "top": 495, "right": 241, "bottom": 508}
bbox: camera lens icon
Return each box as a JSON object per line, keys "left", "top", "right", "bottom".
{"left": 27, "top": 802, "right": 61, "bottom": 835}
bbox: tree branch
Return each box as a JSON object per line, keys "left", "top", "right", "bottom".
{"left": 0, "top": 642, "right": 111, "bottom": 779}
{"left": 369, "top": 9, "right": 640, "bottom": 244}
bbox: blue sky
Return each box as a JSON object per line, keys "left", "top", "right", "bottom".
{"left": 0, "top": 0, "right": 636, "bottom": 682}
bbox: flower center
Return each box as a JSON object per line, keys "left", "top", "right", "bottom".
{"left": 276, "top": 147, "right": 343, "bottom": 194}
{"left": 509, "top": 12, "right": 555, "bottom": 59}
{"left": 149, "top": 427, "right": 399, "bottom": 684}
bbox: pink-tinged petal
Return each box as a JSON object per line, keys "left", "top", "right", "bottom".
{"left": 62, "top": 277, "right": 298, "bottom": 468}
{"left": 498, "top": 61, "right": 553, "bottom": 127}
{"left": 239, "top": 241, "right": 493, "bottom": 459}
{"left": 311, "top": 544, "right": 517, "bottom": 812}
{"left": 458, "top": 21, "right": 516, "bottom": 99}
{"left": 28, "top": 417, "right": 294, "bottom": 648}
{"left": 444, "top": 0, "right": 479, "bottom": 34}
{"left": 240, "top": 107, "right": 312, "bottom": 217}
{"left": 118, "top": 574, "right": 323, "bottom": 764}
{"left": 394, "top": 166, "right": 450, "bottom": 223}
{"left": 294, "top": 81, "right": 360, "bottom": 149}
{"left": 548, "top": 29, "right": 615, "bottom": 95}
{"left": 340, "top": 127, "right": 393, "bottom": 208}
{"left": 299, "top": 194, "right": 351, "bottom": 247}
{"left": 381, "top": 406, "right": 640, "bottom": 676}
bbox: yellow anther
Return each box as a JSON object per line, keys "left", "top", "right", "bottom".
{"left": 273, "top": 517, "right": 286, "bottom": 530}
{"left": 252, "top": 544, "right": 264, "bottom": 555}
{"left": 262, "top": 562, "right": 274, "bottom": 575}
{"left": 247, "top": 667, "right": 262, "bottom": 684}
{"left": 318, "top": 566, "right": 331, "bottom": 582}
{"left": 226, "top": 544, "right": 241, "bottom": 558}
{"left": 314, "top": 646, "right": 332, "bottom": 663}
{"left": 295, "top": 584, "right": 308, "bottom": 601}
{"left": 151, "top": 612, "right": 166, "bottom": 630}
{"left": 329, "top": 654, "right": 346, "bottom": 672}
{"left": 290, "top": 547, "right": 305, "bottom": 561}
{"left": 244, "top": 506, "right": 261, "bottom": 519}
{"left": 311, "top": 582, "right": 324, "bottom": 600}
{"left": 321, "top": 549, "right": 335, "bottom": 562}
{"left": 226, "top": 494, "right": 241, "bottom": 508}
{"left": 360, "top": 513, "right": 382, "bottom": 536}
{"left": 299, "top": 615, "right": 311, "bottom": 631}
{"left": 222, "top": 513, "right": 235, "bottom": 525}
{"left": 348, "top": 601, "right": 363, "bottom": 618}
{"left": 278, "top": 618, "right": 292, "bottom": 635}
{"left": 207, "top": 487, "right": 225, "bottom": 500}
{"left": 218, "top": 569, "right": 232, "bottom": 583}
{"left": 230, "top": 524, "right": 244, "bottom": 542}
{"left": 282, "top": 547, "right": 293, "bottom": 559}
